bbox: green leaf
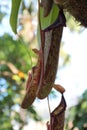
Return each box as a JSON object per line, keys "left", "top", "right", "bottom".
{"left": 37, "top": 4, "right": 59, "bottom": 46}
{"left": 10, "top": 0, "right": 22, "bottom": 34}
{"left": 40, "top": 4, "right": 59, "bottom": 30}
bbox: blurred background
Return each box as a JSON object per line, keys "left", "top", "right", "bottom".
{"left": 0, "top": 0, "right": 87, "bottom": 130}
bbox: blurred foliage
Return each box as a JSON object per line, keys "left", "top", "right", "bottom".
{"left": 65, "top": 12, "right": 81, "bottom": 32}
{"left": 0, "top": 12, "right": 6, "bottom": 22}
{"left": 65, "top": 90, "right": 87, "bottom": 130}
{"left": 0, "top": 34, "right": 41, "bottom": 130}
{"left": 0, "top": 0, "right": 41, "bottom": 130}
{"left": 60, "top": 42, "right": 70, "bottom": 68}
{"left": 0, "top": 1, "right": 8, "bottom": 22}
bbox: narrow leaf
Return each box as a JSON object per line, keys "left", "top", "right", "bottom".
{"left": 40, "top": 4, "right": 59, "bottom": 30}
{"left": 37, "top": 4, "right": 59, "bottom": 46}
{"left": 10, "top": 0, "right": 22, "bottom": 34}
